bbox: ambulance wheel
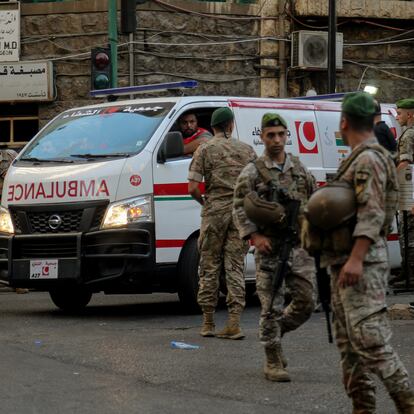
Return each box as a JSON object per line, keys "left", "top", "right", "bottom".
{"left": 177, "top": 236, "right": 201, "bottom": 314}
{"left": 49, "top": 287, "right": 92, "bottom": 312}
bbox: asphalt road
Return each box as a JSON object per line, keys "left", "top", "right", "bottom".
{"left": 0, "top": 290, "right": 413, "bottom": 414}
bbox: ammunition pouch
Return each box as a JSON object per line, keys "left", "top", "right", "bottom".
{"left": 302, "top": 217, "right": 354, "bottom": 255}
{"left": 244, "top": 191, "right": 287, "bottom": 228}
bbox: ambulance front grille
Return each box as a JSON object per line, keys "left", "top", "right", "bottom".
{"left": 27, "top": 210, "right": 83, "bottom": 233}
{"left": 13, "top": 238, "right": 77, "bottom": 259}
{"left": 10, "top": 202, "right": 109, "bottom": 235}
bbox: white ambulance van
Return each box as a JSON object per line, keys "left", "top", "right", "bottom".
{"left": 0, "top": 82, "right": 401, "bottom": 311}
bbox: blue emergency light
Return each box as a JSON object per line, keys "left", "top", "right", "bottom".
{"left": 90, "top": 80, "right": 198, "bottom": 98}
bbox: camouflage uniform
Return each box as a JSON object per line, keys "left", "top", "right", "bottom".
{"left": 188, "top": 132, "right": 256, "bottom": 313}
{"left": 233, "top": 151, "right": 316, "bottom": 350}
{"left": 321, "top": 137, "right": 413, "bottom": 411}
{"left": 0, "top": 149, "right": 17, "bottom": 202}
{"left": 397, "top": 126, "right": 414, "bottom": 272}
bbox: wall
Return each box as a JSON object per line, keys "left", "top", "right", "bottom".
{"left": 20, "top": 0, "right": 261, "bottom": 126}
{"left": 17, "top": 0, "right": 414, "bottom": 127}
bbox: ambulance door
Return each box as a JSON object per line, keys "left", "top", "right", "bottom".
{"left": 152, "top": 101, "right": 226, "bottom": 265}
{"left": 380, "top": 104, "right": 401, "bottom": 269}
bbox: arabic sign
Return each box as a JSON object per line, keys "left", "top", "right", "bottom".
{"left": 0, "top": 61, "right": 54, "bottom": 102}
{"left": 0, "top": 2, "right": 20, "bottom": 62}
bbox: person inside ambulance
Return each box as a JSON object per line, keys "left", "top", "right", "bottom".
{"left": 178, "top": 112, "right": 213, "bottom": 155}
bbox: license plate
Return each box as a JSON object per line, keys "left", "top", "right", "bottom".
{"left": 30, "top": 260, "right": 58, "bottom": 279}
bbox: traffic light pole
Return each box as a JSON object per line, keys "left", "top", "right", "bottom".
{"left": 108, "top": 0, "right": 118, "bottom": 87}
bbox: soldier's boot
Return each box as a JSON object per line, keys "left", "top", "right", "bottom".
{"left": 276, "top": 343, "right": 288, "bottom": 368}
{"left": 390, "top": 390, "right": 414, "bottom": 414}
{"left": 351, "top": 391, "right": 376, "bottom": 414}
{"left": 216, "top": 312, "right": 245, "bottom": 340}
{"left": 200, "top": 309, "right": 215, "bottom": 337}
{"left": 263, "top": 347, "right": 291, "bottom": 382}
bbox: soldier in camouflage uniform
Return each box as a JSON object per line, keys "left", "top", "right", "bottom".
{"left": 313, "top": 93, "right": 414, "bottom": 413}
{"left": 188, "top": 107, "right": 256, "bottom": 339}
{"left": 233, "top": 113, "right": 315, "bottom": 382}
{"left": 395, "top": 98, "right": 414, "bottom": 286}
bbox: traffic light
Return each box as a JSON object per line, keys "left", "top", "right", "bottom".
{"left": 91, "top": 47, "right": 112, "bottom": 90}
{"left": 121, "top": 0, "right": 147, "bottom": 34}
{"left": 121, "top": 0, "right": 136, "bottom": 34}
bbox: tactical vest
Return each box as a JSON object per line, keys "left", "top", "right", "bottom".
{"left": 302, "top": 142, "right": 398, "bottom": 254}
{"left": 254, "top": 154, "right": 308, "bottom": 202}
{"left": 335, "top": 142, "right": 398, "bottom": 236}
{"left": 251, "top": 154, "right": 307, "bottom": 236}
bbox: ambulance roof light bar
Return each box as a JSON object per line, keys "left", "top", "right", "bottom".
{"left": 90, "top": 80, "right": 198, "bottom": 98}
{"left": 294, "top": 92, "right": 347, "bottom": 101}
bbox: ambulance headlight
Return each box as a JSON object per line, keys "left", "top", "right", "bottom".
{"left": 101, "top": 195, "right": 153, "bottom": 229}
{"left": 0, "top": 207, "right": 14, "bottom": 234}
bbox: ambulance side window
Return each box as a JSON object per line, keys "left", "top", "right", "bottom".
{"left": 169, "top": 108, "right": 217, "bottom": 158}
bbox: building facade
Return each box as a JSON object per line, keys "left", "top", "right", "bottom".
{"left": 0, "top": 0, "right": 413, "bottom": 148}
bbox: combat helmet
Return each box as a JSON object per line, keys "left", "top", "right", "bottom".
{"left": 305, "top": 181, "right": 356, "bottom": 230}
{"left": 244, "top": 192, "right": 286, "bottom": 227}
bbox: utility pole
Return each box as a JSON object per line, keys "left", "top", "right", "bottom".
{"left": 327, "top": 0, "right": 336, "bottom": 93}
{"left": 108, "top": 0, "right": 118, "bottom": 87}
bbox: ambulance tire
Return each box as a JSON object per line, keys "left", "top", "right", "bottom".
{"left": 49, "top": 287, "right": 92, "bottom": 312}
{"left": 177, "top": 237, "right": 201, "bottom": 314}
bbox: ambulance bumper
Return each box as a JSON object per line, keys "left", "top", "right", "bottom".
{"left": 0, "top": 223, "right": 155, "bottom": 289}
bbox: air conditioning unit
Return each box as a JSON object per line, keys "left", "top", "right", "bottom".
{"left": 291, "top": 30, "right": 343, "bottom": 70}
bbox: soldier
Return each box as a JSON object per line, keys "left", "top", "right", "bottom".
{"left": 306, "top": 92, "right": 414, "bottom": 413}
{"left": 394, "top": 98, "right": 414, "bottom": 286}
{"left": 233, "top": 113, "right": 315, "bottom": 382}
{"left": 188, "top": 107, "right": 256, "bottom": 339}
{"left": 0, "top": 148, "right": 28, "bottom": 294}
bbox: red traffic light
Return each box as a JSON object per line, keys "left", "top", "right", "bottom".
{"left": 94, "top": 52, "right": 110, "bottom": 70}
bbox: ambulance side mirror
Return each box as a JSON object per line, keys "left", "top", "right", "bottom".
{"left": 157, "top": 132, "right": 184, "bottom": 163}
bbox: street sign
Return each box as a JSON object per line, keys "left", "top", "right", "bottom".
{"left": 0, "top": 1, "right": 20, "bottom": 62}
{"left": 0, "top": 61, "right": 54, "bottom": 102}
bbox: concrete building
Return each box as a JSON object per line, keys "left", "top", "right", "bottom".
{"left": 0, "top": 0, "right": 413, "bottom": 148}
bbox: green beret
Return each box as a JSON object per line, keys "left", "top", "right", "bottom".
{"left": 261, "top": 113, "right": 288, "bottom": 129}
{"left": 211, "top": 107, "right": 234, "bottom": 127}
{"left": 396, "top": 98, "right": 414, "bottom": 109}
{"left": 342, "top": 92, "right": 376, "bottom": 117}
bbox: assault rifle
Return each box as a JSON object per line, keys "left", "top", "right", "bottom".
{"left": 315, "top": 256, "right": 333, "bottom": 343}
{"left": 265, "top": 185, "right": 301, "bottom": 317}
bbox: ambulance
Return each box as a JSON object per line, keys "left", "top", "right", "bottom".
{"left": 0, "top": 81, "right": 401, "bottom": 311}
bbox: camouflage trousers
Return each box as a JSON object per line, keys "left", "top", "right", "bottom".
{"left": 197, "top": 213, "right": 249, "bottom": 313}
{"left": 255, "top": 246, "right": 315, "bottom": 350}
{"left": 398, "top": 211, "right": 414, "bottom": 269}
{"left": 329, "top": 262, "right": 412, "bottom": 404}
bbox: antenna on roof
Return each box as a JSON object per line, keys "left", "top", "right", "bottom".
{"left": 90, "top": 80, "right": 198, "bottom": 99}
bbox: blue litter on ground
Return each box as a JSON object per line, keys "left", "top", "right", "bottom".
{"left": 170, "top": 341, "right": 200, "bottom": 350}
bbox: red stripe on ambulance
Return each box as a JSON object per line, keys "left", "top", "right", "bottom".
{"left": 156, "top": 239, "right": 185, "bottom": 248}
{"left": 154, "top": 182, "right": 205, "bottom": 196}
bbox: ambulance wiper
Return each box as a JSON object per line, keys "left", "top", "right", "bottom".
{"left": 20, "top": 157, "right": 74, "bottom": 163}
{"left": 70, "top": 153, "right": 131, "bottom": 159}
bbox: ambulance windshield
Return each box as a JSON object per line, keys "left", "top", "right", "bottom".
{"left": 20, "top": 102, "right": 174, "bottom": 162}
